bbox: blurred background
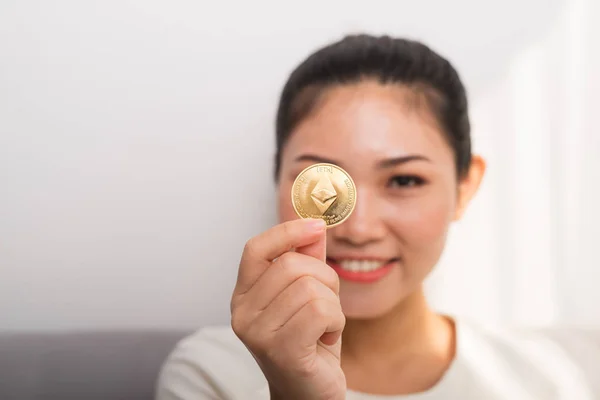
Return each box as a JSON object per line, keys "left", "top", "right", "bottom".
{"left": 1, "top": 0, "right": 599, "bottom": 334}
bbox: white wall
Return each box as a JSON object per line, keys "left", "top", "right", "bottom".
{"left": 1, "top": 0, "right": 598, "bottom": 332}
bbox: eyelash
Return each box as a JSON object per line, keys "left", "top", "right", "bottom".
{"left": 387, "top": 175, "right": 426, "bottom": 189}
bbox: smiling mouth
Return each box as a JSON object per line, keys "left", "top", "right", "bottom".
{"left": 326, "top": 257, "right": 400, "bottom": 273}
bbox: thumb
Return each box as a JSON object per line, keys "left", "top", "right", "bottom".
{"left": 295, "top": 222, "right": 326, "bottom": 261}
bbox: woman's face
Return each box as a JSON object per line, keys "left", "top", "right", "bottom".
{"left": 277, "top": 80, "right": 472, "bottom": 319}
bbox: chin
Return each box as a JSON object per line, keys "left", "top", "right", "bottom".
{"left": 338, "top": 281, "right": 413, "bottom": 320}
{"left": 341, "top": 297, "right": 402, "bottom": 320}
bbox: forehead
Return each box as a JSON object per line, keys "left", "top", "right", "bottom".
{"left": 284, "top": 81, "right": 452, "bottom": 163}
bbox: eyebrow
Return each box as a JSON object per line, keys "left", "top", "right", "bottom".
{"left": 294, "top": 154, "right": 431, "bottom": 169}
{"left": 295, "top": 154, "right": 341, "bottom": 166}
{"left": 377, "top": 155, "right": 431, "bottom": 168}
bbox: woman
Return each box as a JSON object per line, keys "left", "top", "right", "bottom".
{"left": 156, "top": 34, "right": 599, "bottom": 399}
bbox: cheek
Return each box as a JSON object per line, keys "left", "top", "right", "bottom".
{"left": 389, "top": 186, "right": 456, "bottom": 247}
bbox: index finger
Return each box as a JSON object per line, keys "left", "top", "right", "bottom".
{"left": 236, "top": 218, "right": 326, "bottom": 293}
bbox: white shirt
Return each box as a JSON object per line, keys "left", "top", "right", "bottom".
{"left": 155, "top": 320, "right": 600, "bottom": 400}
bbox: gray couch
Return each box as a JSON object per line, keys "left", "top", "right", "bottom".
{"left": 0, "top": 330, "right": 189, "bottom": 400}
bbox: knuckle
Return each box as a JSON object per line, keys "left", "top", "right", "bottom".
{"left": 307, "top": 298, "right": 329, "bottom": 318}
{"left": 230, "top": 312, "right": 246, "bottom": 337}
{"left": 297, "top": 276, "right": 320, "bottom": 298}
{"left": 324, "top": 267, "right": 340, "bottom": 291}
{"left": 338, "top": 308, "right": 347, "bottom": 327}
{"left": 232, "top": 318, "right": 266, "bottom": 351}
{"left": 277, "top": 251, "right": 296, "bottom": 271}
{"left": 277, "top": 250, "right": 294, "bottom": 264}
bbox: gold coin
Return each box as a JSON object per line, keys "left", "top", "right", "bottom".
{"left": 291, "top": 163, "right": 357, "bottom": 228}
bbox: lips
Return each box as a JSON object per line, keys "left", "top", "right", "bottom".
{"left": 326, "top": 257, "right": 398, "bottom": 283}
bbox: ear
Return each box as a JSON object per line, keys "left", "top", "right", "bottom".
{"left": 453, "top": 155, "right": 486, "bottom": 221}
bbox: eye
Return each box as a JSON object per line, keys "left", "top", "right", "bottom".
{"left": 387, "top": 175, "right": 426, "bottom": 188}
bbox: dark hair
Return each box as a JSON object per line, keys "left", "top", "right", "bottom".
{"left": 274, "top": 34, "right": 471, "bottom": 180}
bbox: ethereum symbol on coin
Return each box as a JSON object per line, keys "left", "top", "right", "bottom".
{"left": 310, "top": 176, "right": 338, "bottom": 214}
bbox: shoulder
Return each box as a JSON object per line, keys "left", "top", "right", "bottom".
{"left": 156, "top": 326, "right": 269, "bottom": 400}
{"left": 454, "top": 318, "right": 600, "bottom": 398}
{"left": 460, "top": 319, "right": 600, "bottom": 370}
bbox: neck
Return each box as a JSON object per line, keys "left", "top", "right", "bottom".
{"left": 341, "top": 287, "right": 453, "bottom": 363}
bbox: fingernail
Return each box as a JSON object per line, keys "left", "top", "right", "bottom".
{"left": 307, "top": 218, "right": 326, "bottom": 231}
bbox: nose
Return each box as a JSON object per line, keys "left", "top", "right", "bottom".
{"left": 331, "top": 187, "right": 387, "bottom": 246}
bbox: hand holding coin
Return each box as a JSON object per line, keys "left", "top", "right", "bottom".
{"left": 230, "top": 164, "right": 356, "bottom": 400}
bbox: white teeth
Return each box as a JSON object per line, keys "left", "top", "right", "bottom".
{"left": 339, "top": 260, "right": 386, "bottom": 272}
